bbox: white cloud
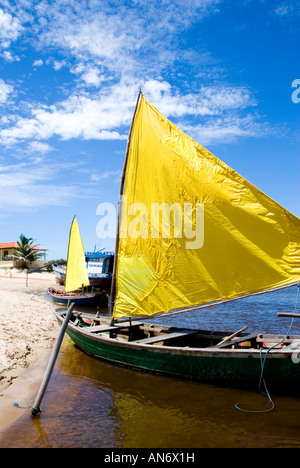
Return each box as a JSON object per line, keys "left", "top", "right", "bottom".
{"left": 80, "top": 67, "right": 104, "bottom": 87}
{"left": 0, "top": 79, "right": 257, "bottom": 145}
{"left": 274, "top": 4, "right": 290, "bottom": 16}
{"left": 0, "top": 8, "right": 23, "bottom": 48}
{"left": 33, "top": 59, "right": 43, "bottom": 67}
{"left": 70, "top": 63, "right": 104, "bottom": 87}
{"left": 0, "top": 1, "right": 279, "bottom": 153}
{"left": 27, "top": 0, "right": 221, "bottom": 82}
{"left": 143, "top": 80, "right": 254, "bottom": 117}
{"left": 0, "top": 1, "right": 255, "bottom": 150}
{"left": 28, "top": 141, "right": 53, "bottom": 154}
{"left": 53, "top": 60, "right": 66, "bottom": 71}
{"left": 1, "top": 50, "right": 19, "bottom": 62}
{"left": 274, "top": 1, "right": 300, "bottom": 17}
{"left": 0, "top": 79, "right": 13, "bottom": 104}
{"left": 182, "top": 115, "right": 273, "bottom": 146}
{"left": 0, "top": 160, "right": 91, "bottom": 216}
{"left": 0, "top": 183, "right": 78, "bottom": 214}
{"left": 0, "top": 81, "right": 136, "bottom": 144}
{"left": 90, "top": 170, "right": 122, "bottom": 182}
{"left": 0, "top": 76, "right": 260, "bottom": 147}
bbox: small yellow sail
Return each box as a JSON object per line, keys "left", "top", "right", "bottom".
{"left": 112, "top": 94, "right": 300, "bottom": 319}
{"left": 65, "top": 216, "right": 90, "bottom": 293}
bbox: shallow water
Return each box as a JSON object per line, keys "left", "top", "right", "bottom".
{"left": 0, "top": 286, "right": 300, "bottom": 448}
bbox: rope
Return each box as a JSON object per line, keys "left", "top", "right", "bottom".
{"left": 235, "top": 283, "right": 300, "bottom": 413}
{"left": 13, "top": 402, "right": 32, "bottom": 409}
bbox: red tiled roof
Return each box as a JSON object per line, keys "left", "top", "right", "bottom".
{"left": 0, "top": 242, "right": 48, "bottom": 251}
{"left": 0, "top": 242, "right": 18, "bottom": 249}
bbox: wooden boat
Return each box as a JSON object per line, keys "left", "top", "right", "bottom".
{"left": 51, "top": 217, "right": 108, "bottom": 305}
{"left": 55, "top": 309, "right": 300, "bottom": 395}
{"left": 55, "top": 91, "right": 300, "bottom": 395}
{"left": 52, "top": 263, "right": 66, "bottom": 285}
{"left": 48, "top": 288, "right": 106, "bottom": 307}
{"left": 85, "top": 251, "right": 114, "bottom": 290}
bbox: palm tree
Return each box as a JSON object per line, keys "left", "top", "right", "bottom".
{"left": 15, "top": 234, "right": 42, "bottom": 269}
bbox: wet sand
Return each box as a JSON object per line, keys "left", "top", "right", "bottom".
{"left": 0, "top": 269, "right": 59, "bottom": 431}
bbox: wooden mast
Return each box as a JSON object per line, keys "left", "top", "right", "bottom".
{"left": 110, "top": 89, "right": 143, "bottom": 323}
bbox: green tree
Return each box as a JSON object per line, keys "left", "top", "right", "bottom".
{"left": 15, "top": 234, "right": 42, "bottom": 269}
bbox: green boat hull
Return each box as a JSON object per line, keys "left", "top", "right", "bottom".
{"left": 55, "top": 311, "right": 300, "bottom": 396}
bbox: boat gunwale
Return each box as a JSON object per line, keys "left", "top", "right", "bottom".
{"left": 54, "top": 310, "right": 299, "bottom": 358}
{"left": 48, "top": 288, "right": 100, "bottom": 299}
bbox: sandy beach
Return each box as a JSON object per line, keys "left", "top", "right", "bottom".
{"left": 0, "top": 269, "right": 59, "bottom": 396}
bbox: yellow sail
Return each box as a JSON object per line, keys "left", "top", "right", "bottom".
{"left": 112, "top": 94, "right": 300, "bottom": 319}
{"left": 65, "top": 216, "right": 90, "bottom": 293}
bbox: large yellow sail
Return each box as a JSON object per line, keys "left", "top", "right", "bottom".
{"left": 65, "top": 216, "right": 90, "bottom": 293}
{"left": 112, "top": 94, "right": 300, "bottom": 319}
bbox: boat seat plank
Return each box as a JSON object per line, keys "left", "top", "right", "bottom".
{"left": 256, "top": 335, "right": 295, "bottom": 344}
{"left": 135, "top": 329, "right": 198, "bottom": 344}
{"left": 115, "top": 321, "right": 142, "bottom": 328}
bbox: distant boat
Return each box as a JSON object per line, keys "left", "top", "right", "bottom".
{"left": 52, "top": 263, "right": 66, "bottom": 285}
{"left": 48, "top": 288, "right": 106, "bottom": 307}
{"left": 50, "top": 216, "right": 96, "bottom": 306}
{"left": 85, "top": 251, "right": 114, "bottom": 289}
{"left": 55, "top": 91, "right": 300, "bottom": 395}
{"left": 52, "top": 251, "right": 114, "bottom": 290}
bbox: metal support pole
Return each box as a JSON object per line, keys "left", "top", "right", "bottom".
{"left": 31, "top": 303, "right": 75, "bottom": 416}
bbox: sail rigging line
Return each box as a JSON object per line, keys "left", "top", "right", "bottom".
{"left": 235, "top": 282, "right": 300, "bottom": 414}
{"left": 113, "top": 281, "right": 300, "bottom": 324}
{"left": 110, "top": 89, "right": 143, "bottom": 322}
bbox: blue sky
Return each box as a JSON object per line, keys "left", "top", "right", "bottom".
{"left": 0, "top": 0, "right": 299, "bottom": 259}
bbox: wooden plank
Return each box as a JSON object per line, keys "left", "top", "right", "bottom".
{"left": 211, "top": 334, "right": 257, "bottom": 349}
{"left": 139, "top": 324, "right": 167, "bottom": 333}
{"left": 135, "top": 329, "right": 197, "bottom": 345}
{"left": 86, "top": 321, "right": 142, "bottom": 333}
{"left": 86, "top": 324, "right": 119, "bottom": 333}
{"left": 115, "top": 321, "right": 142, "bottom": 328}
{"left": 277, "top": 313, "right": 300, "bottom": 318}
{"left": 256, "top": 334, "right": 295, "bottom": 344}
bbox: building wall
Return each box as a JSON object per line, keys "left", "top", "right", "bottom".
{"left": 0, "top": 248, "right": 47, "bottom": 261}
{"left": 0, "top": 248, "right": 15, "bottom": 261}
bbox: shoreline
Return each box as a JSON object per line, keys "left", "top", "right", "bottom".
{"left": 0, "top": 348, "right": 53, "bottom": 434}
{"left": 0, "top": 269, "right": 60, "bottom": 431}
